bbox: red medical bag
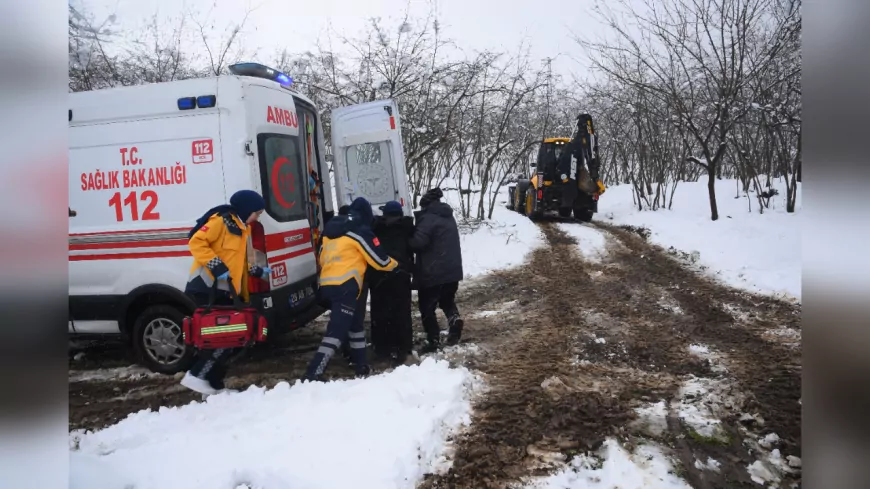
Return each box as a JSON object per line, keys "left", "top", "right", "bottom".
{"left": 182, "top": 279, "right": 268, "bottom": 349}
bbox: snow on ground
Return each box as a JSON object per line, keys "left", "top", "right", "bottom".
{"left": 70, "top": 359, "right": 479, "bottom": 489}
{"left": 471, "top": 300, "right": 519, "bottom": 319}
{"left": 69, "top": 366, "right": 162, "bottom": 383}
{"left": 456, "top": 201, "right": 544, "bottom": 278}
{"left": 526, "top": 438, "right": 691, "bottom": 489}
{"left": 600, "top": 178, "right": 801, "bottom": 301}
{"left": 557, "top": 223, "right": 609, "bottom": 263}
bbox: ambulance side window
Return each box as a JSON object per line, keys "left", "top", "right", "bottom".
{"left": 257, "top": 133, "right": 307, "bottom": 222}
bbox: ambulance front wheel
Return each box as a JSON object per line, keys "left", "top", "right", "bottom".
{"left": 132, "top": 305, "right": 195, "bottom": 374}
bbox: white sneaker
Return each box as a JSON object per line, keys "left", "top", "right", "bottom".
{"left": 180, "top": 372, "right": 218, "bottom": 395}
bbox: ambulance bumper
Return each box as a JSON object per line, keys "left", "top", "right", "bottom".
{"left": 250, "top": 275, "right": 325, "bottom": 335}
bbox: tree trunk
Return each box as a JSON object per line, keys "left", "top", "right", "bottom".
{"left": 707, "top": 167, "right": 719, "bottom": 221}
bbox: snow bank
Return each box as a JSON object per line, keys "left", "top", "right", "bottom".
{"left": 526, "top": 438, "right": 691, "bottom": 489}
{"left": 557, "top": 223, "right": 609, "bottom": 262}
{"left": 436, "top": 187, "right": 543, "bottom": 278}
{"left": 600, "top": 179, "right": 801, "bottom": 300}
{"left": 70, "top": 359, "right": 478, "bottom": 489}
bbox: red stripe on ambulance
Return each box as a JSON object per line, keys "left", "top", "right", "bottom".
{"left": 70, "top": 250, "right": 191, "bottom": 261}
{"left": 265, "top": 229, "right": 310, "bottom": 252}
{"left": 69, "top": 239, "right": 188, "bottom": 251}
{"left": 69, "top": 227, "right": 190, "bottom": 237}
{"left": 267, "top": 247, "right": 314, "bottom": 265}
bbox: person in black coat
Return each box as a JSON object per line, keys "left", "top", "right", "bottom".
{"left": 369, "top": 200, "right": 415, "bottom": 364}
{"left": 409, "top": 188, "right": 464, "bottom": 352}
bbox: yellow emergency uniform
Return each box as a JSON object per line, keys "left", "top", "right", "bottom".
{"left": 187, "top": 212, "right": 252, "bottom": 300}
{"left": 318, "top": 222, "right": 398, "bottom": 291}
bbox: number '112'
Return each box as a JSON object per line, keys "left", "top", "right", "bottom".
{"left": 109, "top": 191, "right": 160, "bottom": 221}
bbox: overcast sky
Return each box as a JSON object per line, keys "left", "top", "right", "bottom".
{"left": 81, "top": 0, "right": 609, "bottom": 81}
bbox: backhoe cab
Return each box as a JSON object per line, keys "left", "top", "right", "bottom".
{"left": 507, "top": 114, "right": 606, "bottom": 222}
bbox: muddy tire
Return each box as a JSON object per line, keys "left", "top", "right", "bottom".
{"left": 515, "top": 186, "right": 528, "bottom": 215}
{"left": 526, "top": 189, "right": 543, "bottom": 220}
{"left": 574, "top": 207, "right": 594, "bottom": 223}
{"left": 132, "top": 305, "right": 195, "bottom": 374}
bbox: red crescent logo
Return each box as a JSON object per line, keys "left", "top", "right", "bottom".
{"left": 270, "top": 156, "right": 296, "bottom": 209}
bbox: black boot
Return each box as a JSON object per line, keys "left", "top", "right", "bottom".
{"left": 447, "top": 316, "right": 464, "bottom": 346}
{"left": 421, "top": 336, "right": 441, "bottom": 353}
{"left": 355, "top": 365, "right": 372, "bottom": 378}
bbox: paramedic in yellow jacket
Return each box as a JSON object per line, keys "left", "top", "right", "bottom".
{"left": 180, "top": 190, "right": 270, "bottom": 396}
{"left": 304, "top": 197, "right": 398, "bottom": 381}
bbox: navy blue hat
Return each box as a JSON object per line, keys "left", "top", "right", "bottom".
{"left": 230, "top": 190, "right": 266, "bottom": 222}
{"left": 379, "top": 200, "right": 403, "bottom": 216}
{"left": 349, "top": 197, "right": 373, "bottom": 226}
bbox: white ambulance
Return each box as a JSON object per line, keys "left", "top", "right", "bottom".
{"left": 69, "top": 63, "right": 412, "bottom": 373}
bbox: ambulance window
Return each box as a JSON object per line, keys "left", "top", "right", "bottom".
{"left": 345, "top": 141, "right": 396, "bottom": 206}
{"left": 257, "top": 133, "right": 307, "bottom": 222}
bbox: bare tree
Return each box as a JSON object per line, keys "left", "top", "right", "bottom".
{"left": 580, "top": 0, "right": 799, "bottom": 220}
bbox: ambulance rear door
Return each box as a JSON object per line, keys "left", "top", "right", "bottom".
{"left": 330, "top": 99, "right": 411, "bottom": 216}
{"left": 241, "top": 82, "right": 318, "bottom": 308}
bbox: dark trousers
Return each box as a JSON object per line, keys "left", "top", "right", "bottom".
{"left": 306, "top": 281, "right": 369, "bottom": 379}
{"left": 187, "top": 292, "right": 241, "bottom": 390}
{"left": 418, "top": 282, "right": 460, "bottom": 342}
{"left": 371, "top": 272, "right": 413, "bottom": 356}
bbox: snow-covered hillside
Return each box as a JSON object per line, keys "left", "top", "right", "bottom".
{"left": 599, "top": 179, "right": 801, "bottom": 301}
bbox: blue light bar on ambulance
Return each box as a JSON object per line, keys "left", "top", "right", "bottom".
{"left": 177, "top": 97, "right": 196, "bottom": 110}
{"left": 228, "top": 62, "right": 294, "bottom": 87}
{"left": 197, "top": 95, "right": 217, "bottom": 108}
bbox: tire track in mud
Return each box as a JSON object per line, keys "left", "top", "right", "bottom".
{"left": 596, "top": 223, "right": 802, "bottom": 455}
{"left": 424, "top": 220, "right": 801, "bottom": 489}
{"left": 422, "top": 224, "right": 638, "bottom": 489}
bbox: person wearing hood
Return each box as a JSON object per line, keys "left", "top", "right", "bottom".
{"left": 304, "top": 197, "right": 399, "bottom": 381}
{"left": 369, "top": 200, "right": 415, "bottom": 365}
{"left": 409, "top": 188, "right": 465, "bottom": 352}
{"left": 180, "top": 189, "right": 270, "bottom": 395}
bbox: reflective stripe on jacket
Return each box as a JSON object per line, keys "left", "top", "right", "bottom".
{"left": 319, "top": 218, "right": 398, "bottom": 291}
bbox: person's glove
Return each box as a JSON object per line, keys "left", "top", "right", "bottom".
{"left": 216, "top": 271, "right": 230, "bottom": 280}
{"left": 250, "top": 266, "right": 272, "bottom": 280}
{"left": 596, "top": 180, "right": 607, "bottom": 195}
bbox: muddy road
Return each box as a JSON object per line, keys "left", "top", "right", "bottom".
{"left": 69, "top": 220, "right": 801, "bottom": 489}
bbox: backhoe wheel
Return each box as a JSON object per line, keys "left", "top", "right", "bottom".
{"left": 558, "top": 207, "right": 572, "bottom": 218}
{"left": 515, "top": 187, "right": 527, "bottom": 215}
{"left": 574, "top": 207, "right": 594, "bottom": 223}
{"left": 526, "top": 189, "right": 541, "bottom": 220}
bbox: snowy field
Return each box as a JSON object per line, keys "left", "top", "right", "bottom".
{"left": 70, "top": 359, "right": 479, "bottom": 489}
{"left": 599, "top": 179, "right": 801, "bottom": 301}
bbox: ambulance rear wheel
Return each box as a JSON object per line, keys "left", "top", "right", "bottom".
{"left": 132, "top": 305, "right": 195, "bottom": 374}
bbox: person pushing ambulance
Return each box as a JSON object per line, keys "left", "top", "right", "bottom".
{"left": 304, "top": 197, "right": 398, "bottom": 381}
